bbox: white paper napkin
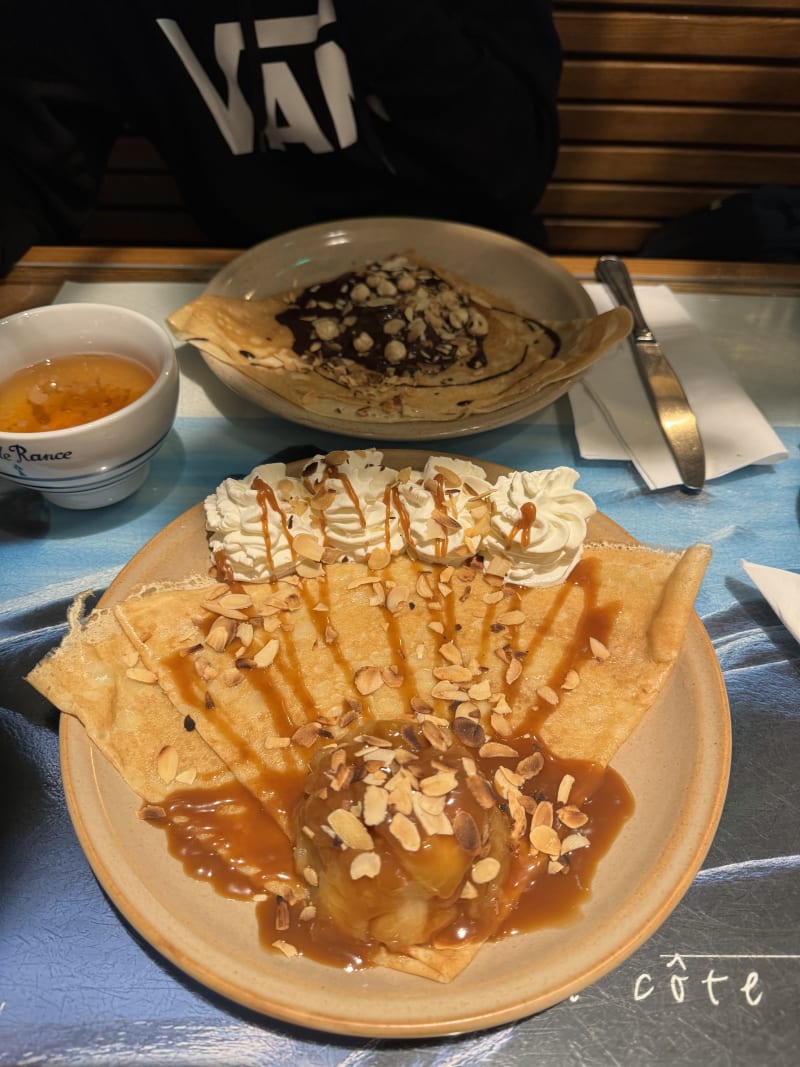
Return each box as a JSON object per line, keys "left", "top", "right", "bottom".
{"left": 569, "top": 284, "right": 788, "bottom": 490}
{"left": 742, "top": 560, "right": 800, "bottom": 645}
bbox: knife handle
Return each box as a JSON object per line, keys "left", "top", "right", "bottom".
{"left": 595, "top": 255, "right": 651, "bottom": 338}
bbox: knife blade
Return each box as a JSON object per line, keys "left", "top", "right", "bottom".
{"left": 595, "top": 255, "right": 706, "bottom": 492}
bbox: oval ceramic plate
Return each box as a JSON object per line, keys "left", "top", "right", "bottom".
{"left": 59, "top": 451, "right": 730, "bottom": 1038}
{"left": 199, "top": 217, "right": 596, "bottom": 440}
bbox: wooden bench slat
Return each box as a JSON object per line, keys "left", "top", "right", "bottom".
{"left": 559, "top": 103, "right": 800, "bottom": 147}
{"left": 540, "top": 182, "right": 740, "bottom": 219}
{"left": 560, "top": 59, "right": 800, "bottom": 106}
{"left": 556, "top": 11, "right": 800, "bottom": 60}
{"left": 554, "top": 144, "right": 800, "bottom": 184}
{"left": 543, "top": 218, "right": 656, "bottom": 254}
{"left": 556, "top": 1, "right": 800, "bottom": 12}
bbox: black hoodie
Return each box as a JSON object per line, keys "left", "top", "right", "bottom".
{"left": 0, "top": 1, "right": 562, "bottom": 273}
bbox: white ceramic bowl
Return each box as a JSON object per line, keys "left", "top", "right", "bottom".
{"left": 0, "top": 303, "right": 179, "bottom": 509}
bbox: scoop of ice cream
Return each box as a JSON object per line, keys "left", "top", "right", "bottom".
{"left": 292, "top": 719, "right": 512, "bottom": 956}
{"left": 482, "top": 466, "right": 596, "bottom": 587}
{"left": 204, "top": 462, "right": 317, "bottom": 581}
{"left": 395, "top": 456, "right": 494, "bottom": 565}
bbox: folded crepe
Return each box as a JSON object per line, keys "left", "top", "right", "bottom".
{"left": 167, "top": 253, "right": 632, "bottom": 424}
{"left": 28, "top": 535, "right": 709, "bottom": 982}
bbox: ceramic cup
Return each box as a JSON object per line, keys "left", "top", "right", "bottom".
{"left": 0, "top": 303, "right": 179, "bottom": 509}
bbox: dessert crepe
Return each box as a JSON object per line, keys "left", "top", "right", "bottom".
{"left": 26, "top": 452, "right": 711, "bottom": 984}
{"left": 167, "top": 254, "right": 632, "bottom": 424}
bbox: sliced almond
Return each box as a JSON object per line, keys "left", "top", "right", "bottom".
{"left": 537, "top": 685, "right": 559, "bottom": 706}
{"left": 385, "top": 584, "right": 409, "bottom": 614}
{"left": 350, "top": 852, "right": 382, "bottom": 879}
{"left": 253, "top": 638, "right": 280, "bottom": 668}
{"left": 467, "top": 679, "right": 492, "bottom": 702}
{"left": 354, "top": 665, "right": 383, "bottom": 695}
{"left": 327, "top": 808, "right": 374, "bottom": 850}
{"left": 531, "top": 799, "right": 554, "bottom": 828}
{"left": 504, "top": 658, "right": 523, "bottom": 685}
{"left": 561, "top": 832, "right": 590, "bottom": 854}
{"left": 471, "top": 857, "right": 501, "bottom": 884}
{"left": 479, "top": 741, "right": 517, "bottom": 759}
{"left": 466, "top": 773, "right": 496, "bottom": 810}
{"left": 156, "top": 745, "right": 179, "bottom": 784}
{"left": 419, "top": 770, "right": 458, "bottom": 796}
{"left": 271, "top": 940, "right": 298, "bottom": 958}
{"left": 362, "top": 785, "right": 389, "bottom": 826}
{"left": 292, "top": 722, "right": 321, "bottom": 748}
{"left": 415, "top": 573, "right": 434, "bottom": 599}
{"left": 589, "top": 636, "right": 610, "bottom": 661}
{"left": 367, "top": 546, "right": 391, "bottom": 570}
{"left": 557, "top": 773, "right": 576, "bottom": 805}
{"left": 482, "top": 590, "right": 505, "bottom": 605}
{"left": 389, "top": 812, "right": 421, "bottom": 852}
{"left": 561, "top": 669, "right": 580, "bottom": 691}
{"left": 558, "top": 805, "right": 589, "bottom": 829}
{"left": 530, "top": 824, "right": 562, "bottom": 857}
{"left": 381, "top": 665, "right": 404, "bottom": 688}
{"left": 497, "top": 609, "right": 526, "bottom": 627}
{"left": 438, "top": 641, "right": 463, "bottom": 665}
{"left": 452, "top": 809, "right": 481, "bottom": 852}
{"left": 174, "top": 767, "right": 197, "bottom": 786}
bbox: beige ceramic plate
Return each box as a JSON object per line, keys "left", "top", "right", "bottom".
{"left": 199, "top": 217, "right": 596, "bottom": 440}
{"left": 59, "top": 451, "right": 730, "bottom": 1038}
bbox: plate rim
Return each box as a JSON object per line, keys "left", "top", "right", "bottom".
{"left": 196, "top": 216, "right": 598, "bottom": 441}
{"left": 58, "top": 450, "right": 732, "bottom": 1038}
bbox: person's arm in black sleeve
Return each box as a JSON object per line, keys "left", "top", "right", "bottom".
{"left": 336, "top": 0, "right": 562, "bottom": 236}
{"left": 0, "top": 5, "right": 122, "bottom": 276}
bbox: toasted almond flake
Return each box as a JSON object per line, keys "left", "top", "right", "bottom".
{"left": 561, "top": 832, "right": 590, "bottom": 854}
{"left": 531, "top": 799, "right": 554, "bottom": 828}
{"left": 385, "top": 584, "right": 409, "bottom": 614}
{"left": 452, "top": 809, "right": 481, "bottom": 852}
{"left": 433, "top": 464, "right": 462, "bottom": 488}
{"left": 264, "top": 736, "right": 292, "bottom": 750}
{"left": 203, "top": 600, "right": 248, "bottom": 621}
{"left": 530, "top": 824, "right": 561, "bottom": 857}
{"left": 367, "top": 546, "right": 391, "bottom": 570}
{"left": 466, "top": 773, "right": 496, "bottom": 809}
{"left": 297, "top": 560, "right": 323, "bottom": 579}
{"left": 328, "top": 808, "right": 374, "bottom": 850}
{"left": 440, "top": 565, "right": 455, "bottom": 584}
{"left": 421, "top": 720, "right": 451, "bottom": 752}
{"left": 409, "top": 696, "right": 433, "bottom": 716}
{"left": 433, "top": 664, "right": 473, "bottom": 683}
{"left": 420, "top": 770, "right": 458, "bottom": 796}
{"left": 452, "top": 718, "right": 485, "bottom": 749}
{"left": 482, "top": 590, "right": 505, "bottom": 605}
{"left": 309, "top": 489, "right": 337, "bottom": 512}
{"left": 156, "top": 745, "right": 179, "bottom": 784}
{"left": 492, "top": 712, "right": 516, "bottom": 738}
{"left": 589, "top": 636, "right": 610, "bottom": 661}
{"left": 411, "top": 793, "right": 453, "bottom": 836}
{"left": 350, "top": 851, "right": 382, "bottom": 879}
{"left": 471, "top": 857, "right": 501, "bottom": 884}
{"left": 323, "top": 449, "right": 348, "bottom": 466}
{"left": 354, "top": 665, "right": 383, "bottom": 695}
{"left": 379, "top": 665, "right": 403, "bottom": 689}
{"left": 497, "top": 609, "right": 526, "bottom": 627}
{"left": 467, "top": 679, "right": 492, "bottom": 701}
{"left": 271, "top": 939, "right": 298, "bottom": 958}
{"left": 347, "top": 574, "right": 384, "bottom": 590}
{"left": 479, "top": 741, "right": 518, "bottom": 759}
{"left": 557, "top": 773, "right": 576, "bottom": 805}
{"left": 302, "top": 865, "right": 319, "bottom": 886}
{"left": 126, "top": 666, "right": 157, "bottom": 685}
{"left": 236, "top": 621, "right": 255, "bottom": 649}
{"left": 430, "top": 680, "right": 466, "bottom": 702}
{"left": 558, "top": 805, "right": 589, "bottom": 829}
{"left": 292, "top": 722, "right": 321, "bottom": 748}
{"left": 460, "top": 881, "right": 479, "bottom": 900}
{"left": 492, "top": 694, "right": 513, "bottom": 716}
{"left": 486, "top": 555, "right": 511, "bottom": 577}
{"left": 293, "top": 532, "right": 325, "bottom": 562}
{"left": 537, "top": 685, "right": 559, "bottom": 706}
{"left": 561, "top": 669, "right": 580, "bottom": 691}
{"left": 137, "top": 804, "right": 166, "bottom": 821}
{"left": 438, "top": 641, "right": 463, "bottom": 665}
{"left": 253, "top": 638, "right": 280, "bottom": 668}
{"left": 298, "top": 905, "right": 317, "bottom": 923}
{"left": 415, "top": 573, "right": 434, "bottom": 599}
{"left": 432, "top": 507, "right": 461, "bottom": 532}
{"left": 122, "top": 650, "right": 140, "bottom": 669}
{"left": 274, "top": 897, "right": 291, "bottom": 931}
{"left": 389, "top": 812, "right": 421, "bottom": 851}
{"left": 505, "top": 658, "right": 523, "bottom": 685}
{"left": 428, "top": 620, "right": 445, "bottom": 635}
{"left": 516, "top": 751, "right": 545, "bottom": 778}
{"left": 548, "top": 858, "right": 568, "bottom": 875}
{"left": 221, "top": 667, "right": 244, "bottom": 686}
{"left": 493, "top": 766, "right": 525, "bottom": 799}
{"left": 362, "top": 784, "right": 388, "bottom": 826}
{"left": 175, "top": 767, "right": 197, "bottom": 786}
{"left": 218, "top": 592, "right": 253, "bottom": 611}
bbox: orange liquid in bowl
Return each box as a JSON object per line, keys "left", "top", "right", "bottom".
{"left": 0, "top": 353, "right": 156, "bottom": 432}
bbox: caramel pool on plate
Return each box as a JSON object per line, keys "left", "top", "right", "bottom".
{"left": 0, "top": 352, "right": 155, "bottom": 432}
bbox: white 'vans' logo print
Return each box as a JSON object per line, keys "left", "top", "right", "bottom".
{"left": 157, "top": 0, "right": 356, "bottom": 156}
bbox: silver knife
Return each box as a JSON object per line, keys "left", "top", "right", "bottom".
{"left": 595, "top": 255, "right": 706, "bottom": 492}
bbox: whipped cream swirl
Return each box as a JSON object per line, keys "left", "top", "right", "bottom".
{"left": 482, "top": 467, "right": 596, "bottom": 587}
{"left": 206, "top": 451, "right": 595, "bottom": 587}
